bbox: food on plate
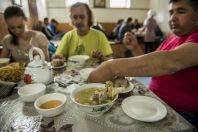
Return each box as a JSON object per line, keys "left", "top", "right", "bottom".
{"left": 51, "top": 59, "right": 64, "bottom": 67}
{"left": 0, "top": 62, "right": 25, "bottom": 82}
{"left": 39, "top": 100, "right": 63, "bottom": 109}
{"left": 113, "top": 77, "right": 129, "bottom": 88}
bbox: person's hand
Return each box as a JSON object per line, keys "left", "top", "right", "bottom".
{"left": 123, "top": 32, "right": 139, "bottom": 51}
{"left": 92, "top": 49, "right": 104, "bottom": 61}
{"left": 87, "top": 60, "right": 114, "bottom": 83}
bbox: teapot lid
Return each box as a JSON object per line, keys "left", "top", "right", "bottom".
{"left": 28, "top": 55, "right": 43, "bottom": 67}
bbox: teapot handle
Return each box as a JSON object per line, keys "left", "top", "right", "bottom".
{"left": 29, "top": 47, "right": 45, "bottom": 62}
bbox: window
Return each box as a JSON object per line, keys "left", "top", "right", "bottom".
{"left": 65, "top": 0, "right": 89, "bottom": 7}
{"left": 109, "top": 0, "right": 130, "bottom": 8}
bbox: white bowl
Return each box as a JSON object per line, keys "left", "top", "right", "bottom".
{"left": 70, "top": 83, "right": 118, "bottom": 116}
{"left": 0, "top": 58, "right": 10, "bottom": 67}
{"left": 18, "top": 83, "right": 46, "bottom": 102}
{"left": 34, "top": 93, "right": 67, "bottom": 117}
{"left": 79, "top": 68, "right": 94, "bottom": 80}
{"left": 68, "top": 55, "right": 90, "bottom": 66}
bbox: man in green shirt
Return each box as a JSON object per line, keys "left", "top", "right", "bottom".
{"left": 55, "top": 2, "right": 112, "bottom": 61}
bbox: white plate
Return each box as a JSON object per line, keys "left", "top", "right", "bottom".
{"left": 119, "top": 82, "right": 134, "bottom": 94}
{"left": 121, "top": 96, "right": 167, "bottom": 122}
{"left": 52, "top": 63, "right": 66, "bottom": 70}
{"left": 79, "top": 68, "right": 94, "bottom": 80}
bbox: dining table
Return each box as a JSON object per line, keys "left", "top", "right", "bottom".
{"left": 0, "top": 60, "right": 196, "bottom": 132}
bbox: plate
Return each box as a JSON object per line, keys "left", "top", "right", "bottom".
{"left": 119, "top": 82, "right": 134, "bottom": 94}
{"left": 79, "top": 68, "right": 94, "bottom": 80}
{"left": 121, "top": 96, "right": 167, "bottom": 122}
{"left": 52, "top": 63, "right": 66, "bottom": 70}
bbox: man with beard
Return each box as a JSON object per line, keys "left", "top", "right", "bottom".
{"left": 55, "top": 2, "right": 112, "bottom": 62}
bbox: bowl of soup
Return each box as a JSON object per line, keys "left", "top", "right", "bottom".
{"left": 18, "top": 83, "right": 46, "bottom": 102}
{"left": 70, "top": 83, "right": 118, "bottom": 116}
{"left": 34, "top": 93, "right": 67, "bottom": 117}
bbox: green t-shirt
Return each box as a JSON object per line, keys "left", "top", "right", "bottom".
{"left": 56, "top": 28, "right": 112, "bottom": 59}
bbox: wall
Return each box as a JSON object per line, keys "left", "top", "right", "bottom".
{"left": 36, "top": 0, "right": 47, "bottom": 20}
{"left": 46, "top": 0, "right": 149, "bottom": 23}
{"left": 149, "top": 0, "right": 170, "bottom": 33}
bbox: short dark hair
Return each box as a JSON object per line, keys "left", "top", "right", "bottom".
{"left": 44, "top": 17, "right": 48, "bottom": 21}
{"left": 4, "top": 6, "right": 27, "bottom": 45}
{"left": 70, "top": 2, "right": 93, "bottom": 27}
{"left": 4, "top": 6, "right": 26, "bottom": 20}
{"left": 127, "top": 17, "right": 132, "bottom": 23}
{"left": 51, "top": 18, "right": 59, "bottom": 24}
{"left": 169, "top": 0, "right": 198, "bottom": 11}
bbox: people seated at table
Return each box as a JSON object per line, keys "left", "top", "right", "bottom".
{"left": 54, "top": 2, "right": 113, "bottom": 62}
{"left": 91, "top": 22, "right": 106, "bottom": 36}
{"left": 49, "top": 18, "right": 64, "bottom": 39}
{"left": 41, "top": 17, "right": 62, "bottom": 40}
{"left": 88, "top": 0, "right": 198, "bottom": 128}
{"left": 133, "top": 19, "right": 142, "bottom": 30}
{"left": 0, "top": 6, "right": 49, "bottom": 64}
{"left": 118, "top": 17, "right": 133, "bottom": 42}
{"left": 109, "top": 19, "right": 124, "bottom": 40}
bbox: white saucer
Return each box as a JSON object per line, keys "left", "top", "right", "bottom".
{"left": 121, "top": 96, "right": 167, "bottom": 122}
{"left": 52, "top": 64, "right": 66, "bottom": 70}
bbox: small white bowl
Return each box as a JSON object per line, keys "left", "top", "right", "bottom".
{"left": 0, "top": 58, "right": 10, "bottom": 67}
{"left": 34, "top": 93, "right": 67, "bottom": 117}
{"left": 18, "top": 83, "right": 46, "bottom": 102}
{"left": 68, "top": 55, "right": 90, "bottom": 66}
{"left": 70, "top": 83, "right": 118, "bottom": 116}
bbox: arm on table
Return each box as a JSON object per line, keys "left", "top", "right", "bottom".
{"left": 88, "top": 42, "right": 198, "bottom": 83}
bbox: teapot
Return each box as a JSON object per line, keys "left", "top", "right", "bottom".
{"left": 24, "top": 47, "right": 52, "bottom": 84}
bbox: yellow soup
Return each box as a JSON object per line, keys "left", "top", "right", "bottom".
{"left": 39, "top": 100, "right": 62, "bottom": 109}
{"left": 74, "top": 87, "right": 114, "bottom": 105}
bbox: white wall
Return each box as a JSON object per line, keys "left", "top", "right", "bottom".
{"left": 46, "top": 0, "right": 150, "bottom": 23}
{"left": 36, "top": 0, "right": 48, "bottom": 20}
{"left": 0, "top": 0, "right": 30, "bottom": 18}
{"left": 0, "top": 0, "right": 12, "bottom": 13}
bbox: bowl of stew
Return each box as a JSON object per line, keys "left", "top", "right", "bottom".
{"left": 34, "top": 93, "right": 67, "bottom": 117}
{"left": 70, "top": 83, "right": 118, "bottom": 116}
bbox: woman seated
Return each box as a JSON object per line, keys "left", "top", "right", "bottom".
{"left": 0, "top": 6, "right": 49, "bottom": 64}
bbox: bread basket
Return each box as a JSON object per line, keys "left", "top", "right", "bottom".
{"left": 0, "top": 62, "right": 25, "bottom": 98}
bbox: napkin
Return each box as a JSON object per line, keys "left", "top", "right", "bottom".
{"left": 0, "top": 81, "right": 17, "bottom": 98}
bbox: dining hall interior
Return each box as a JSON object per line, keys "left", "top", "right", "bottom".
{"left": 0, "top": 0, "right": 170, "bottom": 86}
{"left": 0, "top": 0, "right": 170, "bottom": 56}
{"left": 0, "top": 0, "right": 198, "bottom": 131}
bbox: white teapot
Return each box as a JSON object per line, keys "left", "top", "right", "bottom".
{"left": 24, "top": 47, "right": 52, "bottom": 84}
